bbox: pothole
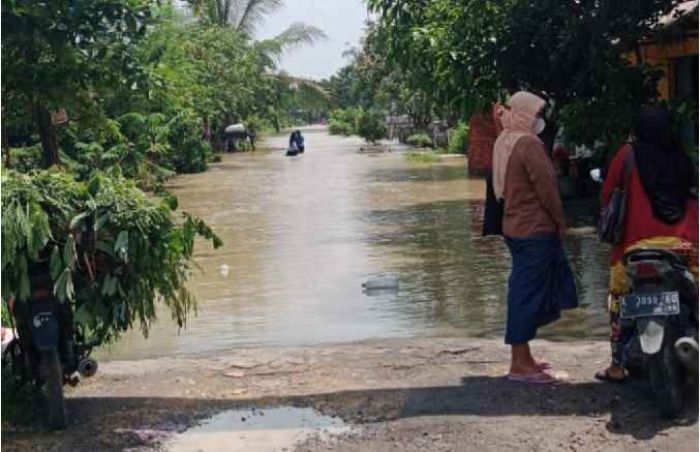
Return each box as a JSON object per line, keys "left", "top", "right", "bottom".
{"left": 165, "top": 406, "right": 351, "bottom": 451}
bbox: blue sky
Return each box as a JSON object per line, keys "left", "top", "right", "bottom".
{"left": 256, "top": 0, "right": 369, "bottom": 80}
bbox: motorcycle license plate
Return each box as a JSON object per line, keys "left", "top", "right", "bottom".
{"left": 620, "top": 291, "right": 680, "bottom": 319}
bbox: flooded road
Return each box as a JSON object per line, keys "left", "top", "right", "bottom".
{"left": 101, "top": 127, "right": 610, "bottom": 360}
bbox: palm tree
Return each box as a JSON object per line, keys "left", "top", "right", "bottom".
{"left": 186, "top": 0, "right": 327, "bottom": 61}
{"left": 187, "top": 0, "right": 323, "bottom": 37}
{"left": 186, "top": 0, "right": 328, "bottom": 131}
{"left": 186, "top": 0, "right": 278, "bottom": 31}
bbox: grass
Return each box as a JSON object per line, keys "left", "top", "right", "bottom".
{"left": 404, "top": 151, "right": 441, "bottom": 164}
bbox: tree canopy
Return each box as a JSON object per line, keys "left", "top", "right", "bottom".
{"left": 356, "top": 0, "right": 688, "bottom": 150}
{"left": 1, "top": 0, "right": 329, "bottom": 344}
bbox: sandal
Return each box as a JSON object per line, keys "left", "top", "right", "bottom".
{"left": 507, "top": 371, "right": 559, "bottom": 384}
{"left": 594, "top": 367, "right": 627, "bottom": 383}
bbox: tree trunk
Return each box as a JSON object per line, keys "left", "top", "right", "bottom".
{"left": 273, "top": 111, "right": 281, "bottom": 133}
{"left": 2, "top": 122, "right": 10, "bottom": 168}
{"left": 203, "top": 118, "right": 212, "bottom": 143}
{"left": 34, "top": 103, "right": 60, "bottom": 167}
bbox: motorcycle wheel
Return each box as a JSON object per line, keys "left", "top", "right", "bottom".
{"left": 40, "top": 349, "right": 67, "bottom": 429}
{"left": 646, "top": 337, "right": 684, "bottom": 419}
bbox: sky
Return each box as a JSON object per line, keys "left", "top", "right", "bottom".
{"left": 256, "top": 0, "right": 369, "bottom": 80}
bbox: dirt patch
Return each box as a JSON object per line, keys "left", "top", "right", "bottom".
{"left": 2, "top": 338, "right": 697, "bottom": 451}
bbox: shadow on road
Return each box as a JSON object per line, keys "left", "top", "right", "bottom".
{"left": 2, "top": 374, "right": 696, "bottom": 451}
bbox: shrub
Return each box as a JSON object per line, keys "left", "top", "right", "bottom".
{"left": 237, "top": 139, "right": 252, "bottom": 152}
{"left": 406, "top": 133, "right": 433, "bottom": 148}
{"left": 355, "top": 109, "right": 387, "bottom": 144}
{"left": 168, "top": 110, "right": 212, "bottom": 173}
{"left": 328, "top": 120, "right": 354, "bottom": 136}
{"left": 448, "top": 123, "right": 470, "bottom": 154}
{"left": 328, "top": 108, "right": 359, "bottom": 136}
{"left": 3, "top": 146, "right": 43, "bottom": 173}
{"left": 405, "top": 151, "right": 441, "bottom": 164}
{"left": 1, "top": 169, "right": 221, "bottom": 346}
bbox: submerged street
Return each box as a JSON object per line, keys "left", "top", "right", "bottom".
{"left": 102, "top": 127, "right": 610, "bottom": 361}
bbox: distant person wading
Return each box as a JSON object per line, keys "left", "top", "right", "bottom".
{"left": 289, "top": 130, "right": 305, "bottom": 153}
{"left": 491, "top": 91, "right": 579, "bottom": 384}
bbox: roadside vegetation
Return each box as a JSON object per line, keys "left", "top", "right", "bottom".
{"left": 323, "top": 1, "right": 696, "bottom": 161}
{"left": 404, "top": 151, "right": 441, "bottom": 164}
{"left": 328, "top": 108, "right": 387, "bottom": 144}
{"left": 0, "top": 0, "right": 329, "bottom": 391}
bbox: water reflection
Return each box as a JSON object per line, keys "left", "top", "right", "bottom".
{"left": 100, "top": 127, "right": 610, "bottom": 360}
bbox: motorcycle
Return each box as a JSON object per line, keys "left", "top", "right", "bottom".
{"left": 2, "top": 266, "right": 98, "bottom": 429}
{"left": 620, "top": 248, "right": 698, "bottom": 418}
{"left": 590, "top": 167, "right": 698, "bottom": 418}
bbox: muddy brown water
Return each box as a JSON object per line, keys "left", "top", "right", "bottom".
{"left": 99, "top": 126, "right": 610, "bottom": 360}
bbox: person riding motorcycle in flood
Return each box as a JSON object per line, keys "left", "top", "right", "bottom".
{"left": 596, "top": 106, "right": 699, "bottom": 383}
{"left": 289, "top": 130, "right": 305, "bottom": 153}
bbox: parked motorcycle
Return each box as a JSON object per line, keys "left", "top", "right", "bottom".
{"left": 620, "top": 248, "right": 698, "bottom": 418}
{"left": 2, "top": 265, "right": 98, "bottom": 429}
{"left": 590, "top": 167, "right": 698, "bottom": 418}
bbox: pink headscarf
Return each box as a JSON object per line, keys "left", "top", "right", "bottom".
{"left": 492, "top": 91, "right": 546, "bottom": 199}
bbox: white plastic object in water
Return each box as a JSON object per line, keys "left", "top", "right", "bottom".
{"left": 225, "top": 124, "right": 246, "bottom": 134}
{"left": 362, "top": 276, "right": 399, "bottom": 290}
{"left": 220, "top": 264, "right": 230, "bottom": 277}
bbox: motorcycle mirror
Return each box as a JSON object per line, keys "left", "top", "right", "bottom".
{"left": 590, "top": 168, "right": 603, "bottom": 183}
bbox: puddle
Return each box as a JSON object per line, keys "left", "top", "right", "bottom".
{"left": 166, "top": 406, "right": 351, "bottom": 451}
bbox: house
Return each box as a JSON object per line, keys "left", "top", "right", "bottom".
{"left": 630, "top": 0, "right": 698, "bottom": 147}
{"left": 632, "top": 1, "right": 698, "bottom": 101}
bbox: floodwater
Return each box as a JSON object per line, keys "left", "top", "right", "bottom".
{"left": 100, "top": 126, "right": 610, "bottom": 360}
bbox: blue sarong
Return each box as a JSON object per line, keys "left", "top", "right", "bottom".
{"left": 504, "top": 234, "right": 578, "bottom": 344}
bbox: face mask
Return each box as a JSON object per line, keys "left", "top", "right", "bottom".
{"left": 533, "top": 118, "right": 546, "bottom": 135}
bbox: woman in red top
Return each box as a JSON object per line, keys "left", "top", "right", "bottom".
{"left": 596, "top": 106, "right": 698, "bottom": 382}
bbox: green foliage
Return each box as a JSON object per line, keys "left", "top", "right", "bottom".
{"left": 405, "top": 151, "right": 441, "bottom": 164}
{"left": 3, "top": 2, "right": 327, "bottom": 178}
{"left": 448, "top": 123, "right": 470, "bottom": 154}
{"left": 328, "top": 121, "right": 354, "bottom": 136}
{"left": 2, "top": 0, "right": 154, "bottom": 166}
{"left": 406, "top": 133, "right": 433, "bottom": 148}
{"left": 1, "top": 169, "right": 222, "bottom": 345}
{"left": 363, "top": 0, "right": 680, "bottom": 149}
{"left": 355, "top": 109, "right": 387, "bottom": 144}
{"left": 328, "top": 108, "right": 359, "bottom": 136}
{"left": 328, "top": 107, "right": 387, "bottom": 143}
{"left": 325, "top": 23, "right": 438, "bottom": 128}
{"left": 1, "top": 0, "right": 328, "bottom": 351}
{"left": 1, "top": 301, "right": 11, "bottom": 328}
{"left": 166, "top": 110, "right": 212, "bottom": 173}
{"left": 3, "top": 146, "right": 43, "bottom": 173}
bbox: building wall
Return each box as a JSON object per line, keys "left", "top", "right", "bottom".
{"left": 467, "top": 114, "right": 499, "bottom": 175}
{"left": 630, "top": 36, "right": 699, "bottom": 100}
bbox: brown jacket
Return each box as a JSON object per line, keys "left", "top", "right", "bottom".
{"left": 503, "top": 135, "right": 565, "bottom": 238}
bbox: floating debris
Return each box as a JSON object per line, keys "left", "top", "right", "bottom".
{"left": 362, "top": 276, "right": 399, "bottom": 290}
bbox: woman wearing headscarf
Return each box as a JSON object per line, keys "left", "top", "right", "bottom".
{"left": 595, "top": 106, "right": 698, "bottom": 382}
{"left": 493, "top": 91, "right": 578, "bottom": 384}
